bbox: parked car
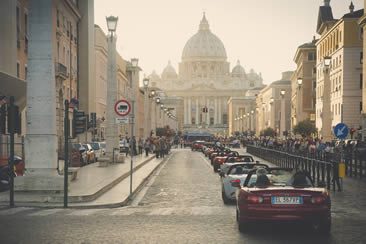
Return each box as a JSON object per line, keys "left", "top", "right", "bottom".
{"left": 82, "top": 144, "right": 96, "bottom": 164}
{"left": 0, "top": 155, "right": 25, "bottom": 176}
{"left": 90, "top": 142, "right": 102, "bottom": 161}
{"left": 191, "top": 140, "right": 206, "bottom": 151}
{"left": 220, "top": 163, "right": 269, "bottom": 204}
{"left": 220, "top": 155, "right": 257, "bottom": 175}
{"left": 212, "top": 151, "right": 239, "bottom": 172}
{"left": 235, "top": 168, "right": 331, "bottom": 234}
{"left": 71, "top": 143, "right": 87, "bottom": 166}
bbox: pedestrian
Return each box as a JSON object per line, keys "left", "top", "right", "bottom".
{"left": 144, "top": 138, "right": 151, "bottom": 157}
{"left": 138, "top": 137, "right": 143, "bottom": 155}
{"left": 131, "top": 136, "right": 137, "bottom": 156}
{"left": 332, "top": 160, "right": 342, "bottom": 192}
{"left": 155, "top": 138, "right": 161, "bottom": 158}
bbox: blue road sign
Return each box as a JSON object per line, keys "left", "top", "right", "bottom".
{"left": 334, "top": 123, "right": 349, "bottom": 139}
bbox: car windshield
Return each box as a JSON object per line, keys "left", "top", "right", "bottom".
{"left": 247, "top": 169, "right": 313, "bottom": 188}
{"left": 90, "top": 143, "right": 100, "bottom": 150}
{"left": 228, "top": 164, "right": 267, "bottom": 175}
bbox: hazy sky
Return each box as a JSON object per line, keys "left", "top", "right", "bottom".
{"left": 95, "top": 0, "right": 363, "bottom": 84}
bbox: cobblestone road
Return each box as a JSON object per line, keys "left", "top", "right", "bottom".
{"left": 0, "top": 149, "right": 365, "bottom": 243}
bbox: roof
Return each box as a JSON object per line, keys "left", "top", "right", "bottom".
{"left": 343, "top": 9, "right": 364, "bottom": 19}
{"left": 298, "top": 41, "right": 316, "bottom": 49}
{"left": 272, "top": 80, "right": 291, "bottom": 85}
{"left": 316, "top": 6, "right": 334, "bottom": 34}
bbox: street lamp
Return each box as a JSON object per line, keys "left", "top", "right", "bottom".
{"left": 270, "top": 97, "right": 274, "bottom": 104}
{"left": 297, "top": 77, "right": 303, "bottom": 123}
{"left": 321, "top": 56, "right": 332, "bottom": 141}
{"left": 143, "top": 77, "right": 150, "bottom": 139}
{"left": 106, "top": 16, "right": 118, "bottom": 35}
{"left": 105, "top": 15, "right": 119, "bottom": 164}
{"left": 280, "top": 89, "right": 286, "bottom": 138}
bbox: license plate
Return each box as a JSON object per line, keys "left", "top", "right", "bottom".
{"left": 271, "top": 196, "right": 303, "bottom": 205}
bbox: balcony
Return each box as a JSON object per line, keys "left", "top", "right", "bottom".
{"left": 55, "top": 62, "right": 68, "bottom": 80}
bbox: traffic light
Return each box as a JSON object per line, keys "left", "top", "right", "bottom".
{"left": 91, "top": 112, "right": 96, "bottom": 128}
{"left": 0, "top": 105, "right": 5, "bottom": 134}
{"left": 7, "top": 104, "right": 21, "bottom": 134}
{"left": 72, "top": 110, "right": 86, "bottom": 137}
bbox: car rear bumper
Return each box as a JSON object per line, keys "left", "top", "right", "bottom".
{"left": 238, "top": 206, "right": 330, "bottom": 222}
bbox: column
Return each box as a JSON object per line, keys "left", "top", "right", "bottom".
{"left": 214, "top": 98, "right": 218, "bottom": 125}
{"left": 18, "top": 0, "right": 63, "bottom": 191}
{"left": 195, "top": 97, "right": 199, "bottom": 125}
{"left": 188, "top": 97, "right": 192, "bottom": 124}
{"left": 322, "top": 69, "right": 332, "bottom": 141}
{"left": 218, "top": 98, "right": 222, "bottom": 124}
{"left": 184, "top": 98, "right": 187, "bottom": 124}
{"left": 206, "top": 97, "right": 210, "bottom": 125}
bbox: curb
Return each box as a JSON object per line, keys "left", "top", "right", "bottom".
{"left": 0, "top": 155, "right": 156, "bottom": 207}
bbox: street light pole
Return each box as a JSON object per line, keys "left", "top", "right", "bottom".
{"left": 322, "top": 56, "right": 332, "bottom": 141}
{"left": 105, "top": 16, "right": 119, "bottom": 162}
{"left": 143, "top": 77, "right": 150, "bottom": 139}
{"left": 297, "top": 77, "right": 303, "bottom": 124}
{"left": 280, "top": 89, "right": 286, "bottom": 138}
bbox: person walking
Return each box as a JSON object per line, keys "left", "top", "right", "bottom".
{"left": 131, "top": 136, "right": 137, "bottom": 156}
{"left": 155, "top": 137, "right": 161, "bottom": 158}
{"left": 138, "top": 137, "right": 143, "bottom": 155}
{"left": 144, "top": 138, "right": 151, "bottom": 157}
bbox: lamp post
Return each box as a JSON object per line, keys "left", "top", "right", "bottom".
{"left": 105, "top": 16, "right": 119, "bottom": 162}
{"left": 127, "top": 58, "right": 139, "bottom": 199}
{"left": 247, "top": 112, "right": 250, "bottom": 133}
{"left": 143, "top": 77, "right": 150, "bottom": 139}
{"left": 297, "top": 77, "right": 303, "bottom": 124}
{"left": 269, "top": 97, "right": 274, "bottom": 128}
{"left": 251, "top": 110, "right": 254, "bottom": 135}
{"left": 322, "top": 56, "right": 332, "bottom": 141}
{"left": 280, "top": 89, "right": 286, "bottom": 138}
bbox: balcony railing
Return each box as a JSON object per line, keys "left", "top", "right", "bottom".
{"left": 55, "top": 62, "right": 68, "bottom": 79}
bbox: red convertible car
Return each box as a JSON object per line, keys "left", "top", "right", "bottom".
{"left": 234, "top": 168, "right": 331, "bottom": 234}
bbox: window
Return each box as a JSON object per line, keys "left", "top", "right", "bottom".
{"left": 57, "top": 10, "right": 60, "bottom": 27}
{"left": 16, "top": 62, "right": 20, "bottom": 78}
{"left": 25, "top": 65, "right": 27, "bottom": 80}
{"left": 361, "top": 52, "right": 363, "bottom": 64}
{"left": 308, "top": 52, "right": 315, "bottom": 61}
{"left": 361, "top": 73, "right": 363, "bottom": 89}
{"left": 16, "top": 6, "right": 20, "bottom": 48}
{"left": 25, "top": 36, "right": 28, "bottom": 53}
{"left": 24, "top": 12, "right": 28, "bottom": 35}
{"left": 210, "top": 117, "right": 214, "bottom": 125}
{"left": 361, "top": 102, "right": 363, "bottom": 112}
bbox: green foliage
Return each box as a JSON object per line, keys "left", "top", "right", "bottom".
{"left": 260, "top": 127, "right": 276, "bottom": 137}
{"left": 293, "top": 119, "right": 317, "bottom": 137}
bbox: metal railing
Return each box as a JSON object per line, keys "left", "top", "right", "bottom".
{"left": 247, "top": 145, "right": 337, "bottom": 190}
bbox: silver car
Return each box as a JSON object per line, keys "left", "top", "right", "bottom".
{"left": 220, "top": 163, "right": 269, "bottom": 204}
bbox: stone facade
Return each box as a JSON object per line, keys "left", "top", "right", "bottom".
{"left": 315, "top": 1, "right": 363, "bottom": 140}
{"left": 149, "top": 14, "right": 263, "bottom": 135}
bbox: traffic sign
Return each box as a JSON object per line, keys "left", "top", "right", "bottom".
{"left": 333, "top": 123, "right": 349, "bottom": 139}
{"left": 114, "top": 99, "right": 131, "bottom": 117}
{"left": 115, "top": 117, "right": 129, "bottom": 124}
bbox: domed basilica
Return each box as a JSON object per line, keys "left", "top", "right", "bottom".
{"left": 149, "top": 14, "right": 264, "bottom": 134}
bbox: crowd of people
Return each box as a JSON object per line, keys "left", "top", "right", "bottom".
{"left": 119, "top": 136, "right": 172, "bottom": 159}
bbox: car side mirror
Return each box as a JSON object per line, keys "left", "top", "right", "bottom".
{"left": 231, "top": 181, "right": 241, "bottom": 188}
{"left": 317, "top": 181, "right": 326, "bottom": 188}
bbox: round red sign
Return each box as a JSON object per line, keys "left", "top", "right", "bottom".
{"left": 114, "top": 99, "right": 131, "bottom": 116}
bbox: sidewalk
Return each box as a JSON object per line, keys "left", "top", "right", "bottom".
{"left": 0, "top": 152, "right": 167, "bottom": 208}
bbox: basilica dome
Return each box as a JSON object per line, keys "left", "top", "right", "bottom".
{"left": 232, "top": 60, "right": 246, "bottom": 78}
{"left": 182, "top": 14, "right": 227, "bottom": 60}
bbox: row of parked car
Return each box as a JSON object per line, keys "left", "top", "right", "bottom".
{"left": 71, "top": 142, "right": 106, "bottom": 167}
{"left": 192, "top": 141, "right": 332, "bottom": 235}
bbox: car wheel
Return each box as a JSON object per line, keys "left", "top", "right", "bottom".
{"left": 222, "top": 191, "right": 230, "bottom": 204}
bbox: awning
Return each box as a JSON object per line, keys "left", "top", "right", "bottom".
{"left": 0, "top": 71, "right": 26, "bottom": 109}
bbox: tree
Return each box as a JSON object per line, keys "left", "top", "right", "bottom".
{"left": 293, "top": 119, "right": 317, "bottom": 137}
{"left": 260, "top": 127, "right": 276, "bottom": 137}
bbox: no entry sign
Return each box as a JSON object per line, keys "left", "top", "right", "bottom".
{"left": 114, "top": 99, "right": 131, "bottom": 116}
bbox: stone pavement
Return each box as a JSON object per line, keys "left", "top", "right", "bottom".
{"left": 0, "top": 152, "right": 167, "bottom": 208}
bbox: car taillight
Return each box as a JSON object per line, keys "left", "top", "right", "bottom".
{"left": 310, "top": 196, "right": 326, "bottom": 204}
{"left": 230, "top": 179, "right": 241, "bottom": 184}
{"left": 247, "top": 195, "right": 264, "bottom": 204}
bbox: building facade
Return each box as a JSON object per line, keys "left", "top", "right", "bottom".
{"left": 291, "top": 39, "right": 317, "bottom": 129}
{"left": 315, "top": 1, "right": 363, "bottom": 141}
{"left": 256, "top": 72, "right": 293, "bottom": 136}
{"left": 149, "top": 14, "right": 263, "bottom": 135}
{"left": 359, "top": 0, "right": 366, "bottom": 140}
